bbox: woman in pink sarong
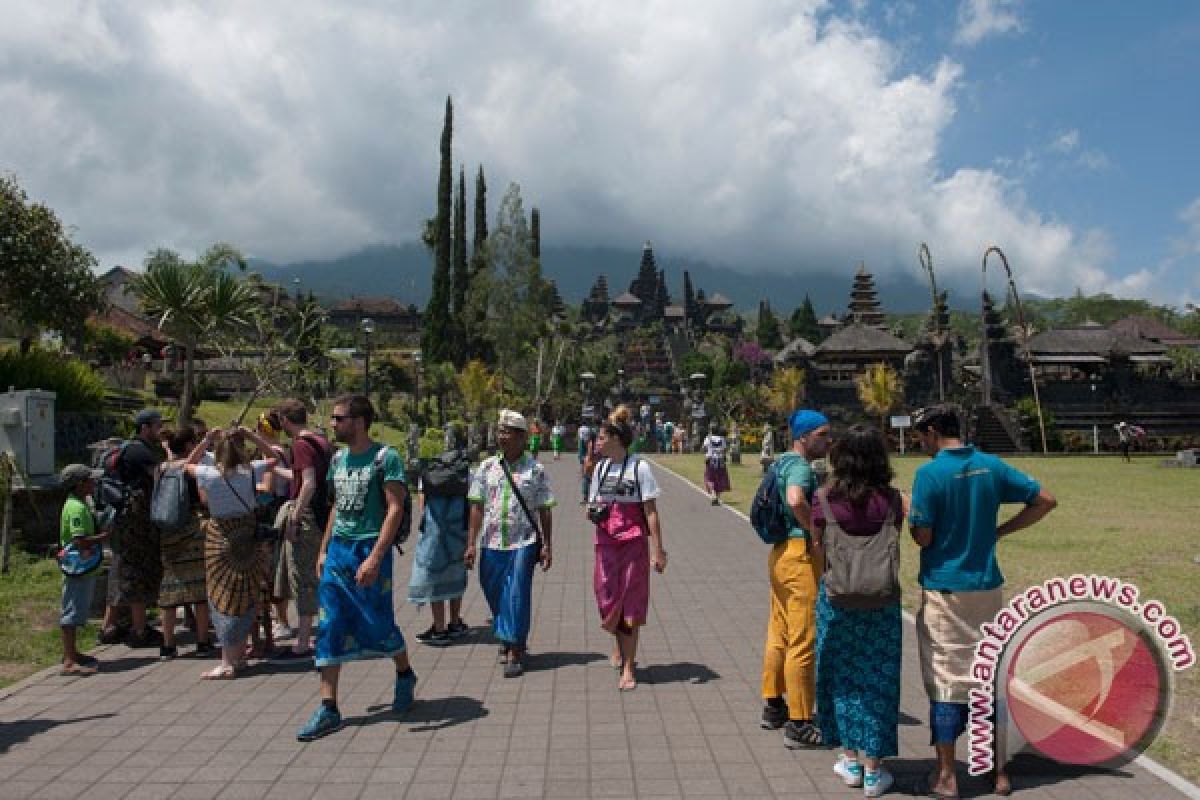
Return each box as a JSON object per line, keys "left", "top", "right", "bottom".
{"left": 587, "top": 405, "right": 668, "bottom": 691}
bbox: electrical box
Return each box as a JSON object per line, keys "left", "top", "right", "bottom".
{"left": 0, "top": 389, "right": 56, "bottom": 478}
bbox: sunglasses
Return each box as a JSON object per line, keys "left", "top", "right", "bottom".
{"left": 330, "top": 414, "right": 361, "bottom": 423}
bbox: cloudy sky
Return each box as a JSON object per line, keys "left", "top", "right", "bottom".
{"left": 3, "top": 1, "right": 1198, "bottom": 304}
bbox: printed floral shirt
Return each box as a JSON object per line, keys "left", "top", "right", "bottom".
{"left": 468, "top": 453, "right": 556, "bottom": 550}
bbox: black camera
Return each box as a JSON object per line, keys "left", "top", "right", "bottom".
{"left": 586, "top": 502, "right": 611, "bottom": 525}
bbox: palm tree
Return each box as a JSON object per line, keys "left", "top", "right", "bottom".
{"left": 856, "top": 362, "right": 902, "bottom": 438}
{"left": 132, "top": 244, "right": 258, "bottom": 424}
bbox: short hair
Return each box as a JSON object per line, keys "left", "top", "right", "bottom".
{"left": 332, "top": 394, "right": 375, "bottom": 427}
{"left": 163, "top": 427, "right": 198, "bottom": 457}
{"left": 275, "top": 398, "right": 308, "bottom": 426}
{"left": 913, "top": 403, "right": 962, "bottom": 437}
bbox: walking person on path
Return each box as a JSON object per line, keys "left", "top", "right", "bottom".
{"left": 58, "top": 464, "right": 110, "bottom": 675}
{"left": 550, "top": 421, "right": 565, "bottom": 461}
{"left": 760, "top": 409, "right": 831, "bottom": 749}
{"left": 465, "top": 409, "right": 556, "bottom": 678}
{"left": 908, "top": 404, "right": 1057, "bottom": 798}
{"left": 578, "top": 423, "right": 597, "bottom": 505}
{"left": 587, "top": 405, "right": 667, "bottom": 691}
{"left": 812, "top": 426, "right": 906, "bottom": 798}
{"left": 701, "top": 423, "right": 731, "bottom": 505}
{"left": 297, "top": 394, "right": 417, "bottom": 741}
{"left": 409, "top": 425, "right": 471, "bottom": 645}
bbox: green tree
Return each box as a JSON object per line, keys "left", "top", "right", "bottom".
{"left": 0, "top": 174, "right": 103, "bottom": 351}
{"left": 856, "top": 362, "right": 902, "bottom": 437}
{"left": 451, "top": 165, "right": 469, "bottom": 364}
{"left": 458, "top": 359, "right": 499, "bottom": 425}
{"left": 530, "top": 207, "right": 541, "bottom": 259}
{"left": 756, "top": 300, "right": 784, "bottom": 349}
{"left": 788, "top": 294, "right": 821, "bottom": 342}
{"left": 465, "top": 164, "right": 490, "bottom": 360}
{"left": 767, "top": 366, "right": 806, "bottom": 417}
{"left": 131, "top": 244, "right": 258, "bottom": 424}
{"left": 1168, "top": 346, "right": 1200, "bottom": 382}
{"left": 423, "top": 96, "right": 454, "bottom": 363}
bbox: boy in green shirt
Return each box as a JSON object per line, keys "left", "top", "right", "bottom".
{"left": 59, "top": 464, "right": 109, "bottom": 676}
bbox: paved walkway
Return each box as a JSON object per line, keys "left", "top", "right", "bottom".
{"left": 0, "top": 457, "right": 1194, "bottom": 799}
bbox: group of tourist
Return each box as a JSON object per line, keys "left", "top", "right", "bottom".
{"left": 56, "top": 393, "right": 1058, "bottom": 795}
{"left": 755, "top": 403, "right": 1056, "bottom": 798}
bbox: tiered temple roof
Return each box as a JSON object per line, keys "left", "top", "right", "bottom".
{"left": 846, "top": 263, "right": 886, "bottom": 329}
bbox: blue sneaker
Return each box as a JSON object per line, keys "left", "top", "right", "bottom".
{"left": 297, "top": 704, "right": 344, "bottom": 742}
{"left": 392, "top": 669, "right": 417, "bottom": 714}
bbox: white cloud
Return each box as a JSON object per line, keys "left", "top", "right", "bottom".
{"left": 1050, "top": 129, "right": 1079, "bottom": 154}
{"left": 0, "top": 0, "right": 1124, "bottom": 298}
{"left": 954, "top": 0, "right": 1024, "bottom": 46}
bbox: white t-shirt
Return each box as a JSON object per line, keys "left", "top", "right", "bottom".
{"left": 703, "top": 435, "right": 727, "bottom": 460}
{"left": 194, "top": 465, "right": 257, "bottom": 519}
{"left": 588, "top": 456, "right": 661, "bottom": 505}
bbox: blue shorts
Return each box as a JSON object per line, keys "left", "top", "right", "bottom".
{"left": 61, "top": 573, "right": 97, "bottom": 628}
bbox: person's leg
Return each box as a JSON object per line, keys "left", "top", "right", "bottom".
{"left": 291, "top": 514, "right": 320, "bottom": 653}
{"left": 781, "top": 551, "right": 818, "bottom": 722}
{"left": 449, "top": 596, "right": 463, "bottom": 626}
{"left": 319, "top": 665, "right": 341, "bottom": 704}
{"left": 61, "top": 625, "right": 79, "bottom": 664}
{"left": 161, "top": 606, "right": 178, "bottom": 648}
{"left": 431, "top": 600, "right": 447, "bottom": 631}
{"left": 130, "top": 601, "right": 147, "bottom": 634}
{"left": 193, "top": 603, "right": 211, "bottom": 645}
{"left": 760, "top": 545, "right": 788, "bottom": 707}
{"left": 932, "top": 742, "right": 957, "bottom": 796}
{"left": 618, "top": 626, "right": 639, "bottom": 689}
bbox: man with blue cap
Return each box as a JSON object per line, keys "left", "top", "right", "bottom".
{"left": 760, "top": 408, "right": 831, "bottom": 749}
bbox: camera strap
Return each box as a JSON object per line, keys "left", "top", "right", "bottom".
{"left": 500, "top": 457, "right": 542, "bottom": 544}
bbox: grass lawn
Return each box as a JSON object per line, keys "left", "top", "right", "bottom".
{"left": 0, "top": 553, "right": 97, "bottom": 690}
{"left": 654, "top": 452, "right": 1200, "bottom": 782}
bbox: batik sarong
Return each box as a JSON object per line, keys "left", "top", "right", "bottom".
{"left": 159, "top": 512, "right": 206, "bottom": 607}
{"left": 315, "top": 536, "right": 407, "bottom": 668}
{"left": 204, "top": 513, "right": 265, "bottom": 649}
{"left": 479, "top": 542, "right": 539, "bottom": 648}
{"left": 815, "top": 584, "right": 901, "bottom": 758}
{"left": 408, "top": 495, "right": 468, "bottom": 604}
{"left": 704, "top": 461, "right": 731, "bottom": 493}
{"left": 594, "top": 536, "right": 649, "bottom": 632}
{"left": 916, "top": 587, "right": 1002, "bottom": 704}
{"left": 108, "top": 492, "right": 162, "bottom": 606}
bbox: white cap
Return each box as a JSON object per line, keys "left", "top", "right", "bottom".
{"left": 498, "top": 409, "right": 528, "bottom": 431}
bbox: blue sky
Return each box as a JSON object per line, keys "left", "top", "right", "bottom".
{"left": 2, "top": 1, "right": 1198, "bottom": 306}
{"left": 856, "top": 0, "right": 1200, "bottom": 300}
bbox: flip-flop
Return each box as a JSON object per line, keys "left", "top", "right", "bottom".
{"left": 201, "top": 666, "right": 236, "bottom": 680}
{"left": 618, "top": 677, "right": 637, "bottom": 691}
{"left": 60, "top": 663, "right": 98, "bottom": 676}
{"left": 905, "top": 774, "right": 958, "bottom": 799}
{"left": 991, "top": 770, "right": 1012, "bottom": 796}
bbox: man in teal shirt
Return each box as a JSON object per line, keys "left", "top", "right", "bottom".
{"left": 58, "top": 464, "right": 109, "bottom": 675}
{"left": 298, "top": 394, "right": 417, "bottom": 741}
{"left": 908, "top": 404, "right": 1056, "bottom": 798}
{"left": 760, "top": 409, "right": 831, "bottom": 749}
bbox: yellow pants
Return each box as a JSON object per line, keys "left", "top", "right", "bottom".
{"left": 760, "top": 537, "right": 821, "bottom": 721}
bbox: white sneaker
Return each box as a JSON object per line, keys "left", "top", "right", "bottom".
{"left": 272, "top": 624, "right": 296, "bottom": 640}
{"left": 833, "top": 756, "right": 864, "bottom": 787}
{"left": 863, "top": 767, "right": 893, "bottom": 798}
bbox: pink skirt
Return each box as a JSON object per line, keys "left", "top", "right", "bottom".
{"left": 594, "top": 536, "right": 650, "bottom": 632}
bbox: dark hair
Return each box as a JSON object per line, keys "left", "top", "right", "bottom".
{"left": 333, "top": 394, "right": 375, "bottom": 427}
{"left": 600, "top": 405, "right": 635, "bottom": 448}
{"left": 214, "top": 431, "right": 250, "bottom": 473}
{"left": 912, "top": 403, "right": 961, "bottom": 437}
{"left": 827, "top": 425, "right": 894, "bottom": 507}
{"left": 163, "top": 427, "right": 198, "bottom": 459}
{"left": 275, "top": 398, "right": 307, "bottom": 426}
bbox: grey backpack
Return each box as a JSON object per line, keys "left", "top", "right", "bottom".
{"left": 150, "top": 464, "right": 191, "bottom": 533}
{"left": 818, "top": 488, "right": 901, "bottom": 610}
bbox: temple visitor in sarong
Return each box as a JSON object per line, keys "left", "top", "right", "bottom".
{"left": 586, "top": 404, "right": 668, "bottom": 691}
{"left": 908, "top": 403, "right": 1056, "bottom": 798}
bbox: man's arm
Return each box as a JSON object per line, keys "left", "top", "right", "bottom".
{"left": 786, "top": 484, "right": 813, "bottom": 532}
{"left": 464, "top": 503, "right": 483, "bottom": 569}
{"left": 537, "top": 507, "right": 553, "bottom": 570}
{"left": 286, "top": 466, "right": 318, "bottom": 542}
{"left": 997, "top": 489, "right": 1057, "bottom": 538}
{"left": 911, "top": 526, "right": 933, "bottom": 547}
{"left": 315, "top": 483, "right": 336, "bottom": 580}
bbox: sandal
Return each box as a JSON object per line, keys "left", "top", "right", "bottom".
{"left": 201, "top": 665, "right": 237, "bottom": 680}
{"left": 618, "top": 676, "right": 637, "bottom": 691}
{"left": 60, "top": 662, "right": 98, "bottom": 676}
{"left": 991, "top": 770, "right": 1012, "bottom": 797}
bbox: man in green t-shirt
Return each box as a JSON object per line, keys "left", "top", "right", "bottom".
{"left": 58, "top": 464, "right": 110, "bottom": 676}
{"left": 298, "top": 394, "right": 417, "bottom": 742}
{"left": 760, "top": 409, "right": 831, "bottom": 749}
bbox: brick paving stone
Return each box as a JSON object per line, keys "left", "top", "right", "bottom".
{"left": 1, "top": 459, "right": 1197, "bottom": 800}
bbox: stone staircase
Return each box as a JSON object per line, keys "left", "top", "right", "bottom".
{"left": 622, "top": 331, "right": 677, "bottom": 390}
{"left": 972, "top": 404, "right": 1026, "bottom": 454}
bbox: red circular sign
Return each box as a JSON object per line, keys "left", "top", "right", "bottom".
{"left": 1005, "top": 610, "right": 1166, "bottom": 766}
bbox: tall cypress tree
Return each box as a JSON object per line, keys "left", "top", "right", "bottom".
{"left": 756, "top": 300, "right": 784, "bottom": 349}
{"left": 530, "top": 207, "right": 541, "bottom": 260}
{"left": 451, "top": 165, "right": 468, "bottom": 364}
{"left": 423, "top": 96, "right": 454, "bottom": 363}
{"left": 789, "top": 293, "right": 821, "bottom": 342}
{"left": 465, "top": 164, "right": 490, "bottom": 360}
{"left": 473, "top": 165, "right": 488, "bottom": 256}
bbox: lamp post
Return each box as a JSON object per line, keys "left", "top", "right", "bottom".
{"left": 1090, "top": 375, "right": 1099, "bottom": 454}
{"left": 360, "top": 318, "right": 375, "bottom": 396}
{"left": 580, "top": 371, "right": 596, "bottom": 421}
{"left": 413, "top": 350, "right": 423, "bottom": 421}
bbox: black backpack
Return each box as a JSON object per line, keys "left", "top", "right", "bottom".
{"left": 749, "top": 461, "right": 791, "bottom": 544}
{"left": 150, "top": 465, "right": 191, "bottom": 533}
{"left": 422, "top": 449, "right": 471, "bottom": 497}
{"left": 93, "top": 440, "right": 133, "bottom": 519}
{"left": 297, "top": 434, "right": 333, "bottom": 529}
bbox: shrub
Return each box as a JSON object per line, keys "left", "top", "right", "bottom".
{"left": 0, "top": 348, "right": 106, "bottom": 411}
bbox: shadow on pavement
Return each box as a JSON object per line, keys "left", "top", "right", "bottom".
{"left": 0, "top": 713, "right": 116, "bottom": 755}
{"left": 524, "top": 651, "right": 605, "bottom": 671}
{"left": 887, "top": 753, "right": 1133, "bottom": 798}
{"left": 639, "top": 661, "right": 720, "bottom": 685}
{"left": 362, "top": 695, "right": 489, "bottom": 732}
{"left": 92, "top": 654, "right": 160, "bottom": 673}
{"left": 899, "top": 710, "right": 921, "bottom": 726}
